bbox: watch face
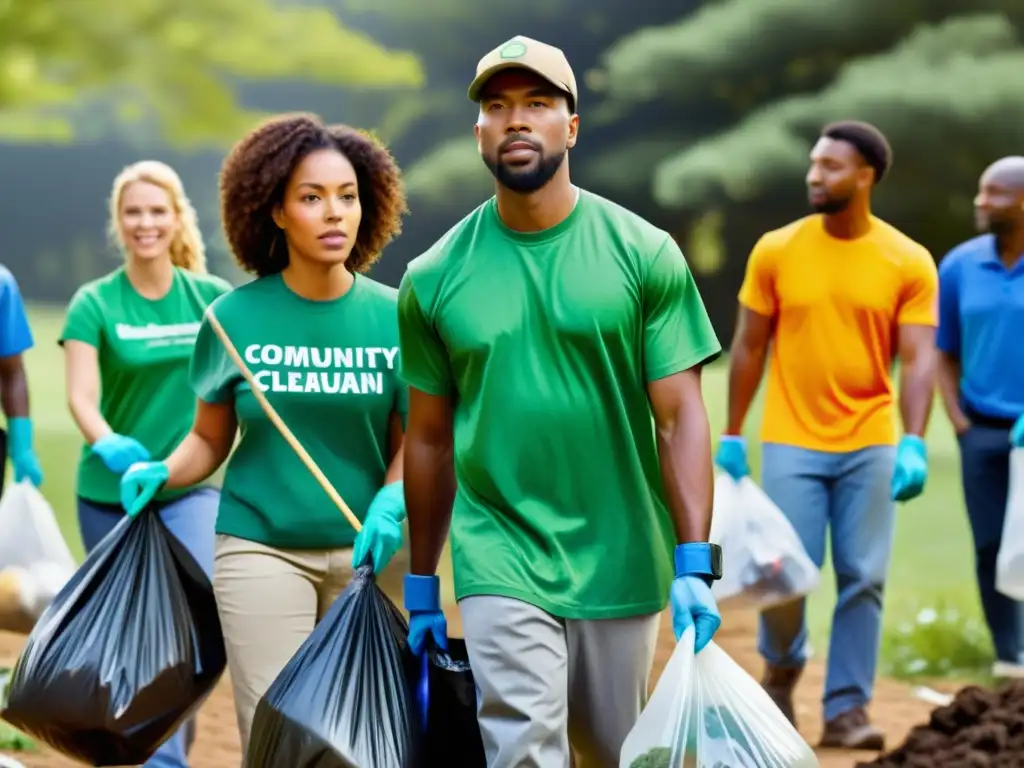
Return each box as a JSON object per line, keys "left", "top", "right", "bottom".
{"left": 710, "top": 543, "right": 724, "bottom": 579}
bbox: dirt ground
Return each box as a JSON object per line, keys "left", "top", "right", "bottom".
{"left": 0, "top": 595, "right": 955, "bottom": 768}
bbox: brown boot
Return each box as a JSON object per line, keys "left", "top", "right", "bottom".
{"left": 761, "top": 664, "right": 803, "bottom": 727}
{"left": 819, "top": 706, "right": 885, "bottom": 750}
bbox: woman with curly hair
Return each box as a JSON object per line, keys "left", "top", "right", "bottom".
{"left": 60, "top": 159, "right": 232, "bottom": 768}
{"left": 118, "top": 113, "right": 410, "bottom": 748}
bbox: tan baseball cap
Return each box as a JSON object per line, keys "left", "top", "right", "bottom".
{"left": 467, "top": 36, "right": 578, "bottom": 109}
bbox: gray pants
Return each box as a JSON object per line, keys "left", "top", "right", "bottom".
{"left": 460, "top": 595, "right": 661, "bottom": 768}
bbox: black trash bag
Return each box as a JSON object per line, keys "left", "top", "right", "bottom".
{"left": 1, "top": 508, "right": 226, "bottom": 766}
{"left": 416, "top": 638, "right": 486, "bottom": 767}
{"left": 245, "top": 563, "right": 417, "bottom": 768}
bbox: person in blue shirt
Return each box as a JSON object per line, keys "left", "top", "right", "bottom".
{"left": 0, "top": 266, "right": 43, "bottom": 495}
{"left": 937, "top": 155, "right": 1024, "bottom": 680}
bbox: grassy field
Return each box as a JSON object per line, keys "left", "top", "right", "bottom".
{"left": 11, "top": 302, "right": 986, "bottom": 672}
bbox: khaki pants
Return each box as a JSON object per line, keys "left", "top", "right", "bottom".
{"left": 212, "top": 534, "right": 354, "bottom": 754}
{"left": 460, "top": 595, "right": 661, "bottom": 768}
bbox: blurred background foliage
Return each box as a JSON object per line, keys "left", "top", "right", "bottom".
{"left": 3, "top": 0, "right": 1023, "bottom": 339}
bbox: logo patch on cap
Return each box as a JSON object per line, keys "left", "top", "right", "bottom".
{"left": 500, "top": 41, "right": 527, "bottom": 59}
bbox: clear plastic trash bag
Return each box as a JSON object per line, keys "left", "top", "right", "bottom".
{"left": 0, "top": 482, "right": 77, "bottom": 631}
{"left": 996, "top": 448, "right": 1024, "bottom": 600}
{"left": 709, "top": 474, "right": 819, "bottom": 610}
{"left": 620, "top": 626, "right": 819, "bottom": 768}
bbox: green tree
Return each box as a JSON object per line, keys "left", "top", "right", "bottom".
{"left": 592, "top": 0, "right": 1024, "bottom": 259}
{"left": 378, "top": 0, "right": 958, "bottom": 212}
{"left": 647, "top": 12, "right": 1024, "bottom": 254}
{"left": 334, "top": 0, "right": 696, "bottom": 211}
{"left": 594, "top": 0, "right": 1002, "bottom": 112}
{"left": 139, "top": 0, "right": 1018, "bottom": 337}
{"left": 0, "top": 0, "right": 423, "bottom": 145}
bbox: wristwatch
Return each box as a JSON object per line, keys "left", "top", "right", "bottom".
{"left": 674, "top": 542, "right": 724, "bottom": 584}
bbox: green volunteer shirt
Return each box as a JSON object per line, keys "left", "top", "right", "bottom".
{"left": 190, "top": 273, "right": 408, "bottom": 550}
{"left": 59, "top": 266, "right": 233, "bottom": 505}
{"left": 398, "top": 190, "right": 722, "bottom": 620}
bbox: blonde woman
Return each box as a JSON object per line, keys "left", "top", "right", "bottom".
{"left": 59, "top": 160, "right": 232, "bottom": 768}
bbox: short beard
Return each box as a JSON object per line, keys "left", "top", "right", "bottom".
{"left": 985, "top": 217, "right": 1018, "bottom": 237}
{"left": 811, "top": 196, "right": 851, "bottom": 215}
{"left": 483, "top": 149, "right": 566, "bottom": 194}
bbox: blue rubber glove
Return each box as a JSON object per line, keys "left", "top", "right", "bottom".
{"left": 352, "top": 481, "right": 406, "bottom": 573}
{"left": 405, "top": 574, "right": 448, "bottom": 656}
{"left": 671, "top": 544, "right": 722, "bottom": 654}
{"left": 120, "top": 461, "right": 169, "bottom": 518}
{"left": 715, "top": 435, "right": 750, "bottom": 481}
{"left": 8, "top": 417, "right": 43, "bottom": 487}
{"left": 1011, "top": 415, "right": 1024, "bottom": 448}
{"left": 891, "top": 434, "right": 928, "bottom": 502}
{"left": 92, "top": 433, "right": 151, "bottom": 475}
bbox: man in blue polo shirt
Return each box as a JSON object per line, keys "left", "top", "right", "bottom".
{"left": 937, "top": 155, "right": 1024, "bottom": 679}
{"left": 0, "top": 266, "right": 42, "bottom": 495}
{"left": 0, "top": 266, "right": 43, "bottom": 496}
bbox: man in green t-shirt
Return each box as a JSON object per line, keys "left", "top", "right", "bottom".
{"left": 399, "top": 35, "right": 725, "bottom": 767}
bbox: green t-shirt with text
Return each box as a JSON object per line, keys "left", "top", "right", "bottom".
{"left": 398, "top": 190, "right": 722, "bottom": 620}
{"left": 60, "top": 267, "right": 233, "bottom": 505}
{"left": 190, "top": 273, "right": 407, "bottom": 549}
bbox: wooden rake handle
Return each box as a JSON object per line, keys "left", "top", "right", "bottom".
{"left": 204, "top": 306, "right": 362, "bottom": 532}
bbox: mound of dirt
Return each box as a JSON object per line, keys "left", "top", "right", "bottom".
{"left": 858, "top": 682, "right": 1024, "bottom": 768}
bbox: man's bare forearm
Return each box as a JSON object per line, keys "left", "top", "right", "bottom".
{"left": 405, "top": 438, "right": 456, "bottom": 575}
{"left": 656, "top": 400, "right": 714, "bottom": 544}
{"left": 0, "top": 358, "right": 30, "bottom": 419}
{"left": 936, "top": 353, "right": 970, "bottom": 433}
{"left": 900, "top": 348, "right": 937, "bottom": 437}
{"left": 725, "top": 344, "right": 767, "bottom": 436}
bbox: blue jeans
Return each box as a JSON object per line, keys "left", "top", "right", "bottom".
{"left": 757, "top": 443, "right": 896, "bottom": 722}
{"left": 957, "top": 424, "right": 1024, "bottom": 663}
{"left": 77, "top": 488, "right": 219, "bottom": 768}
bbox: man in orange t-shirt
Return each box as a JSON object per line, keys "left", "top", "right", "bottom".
{"left": 716, "top": 121, "right": 938, "bottom": 751}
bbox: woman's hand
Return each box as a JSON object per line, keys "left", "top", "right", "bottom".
{"left": 120, "top": 461, "right": 170, "bottom": 517}
{"left": 92, "top": 433, "right": 151, "bottom": 474}
{"left": 352, "top": 481, "right": 405, "bottom": 573}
